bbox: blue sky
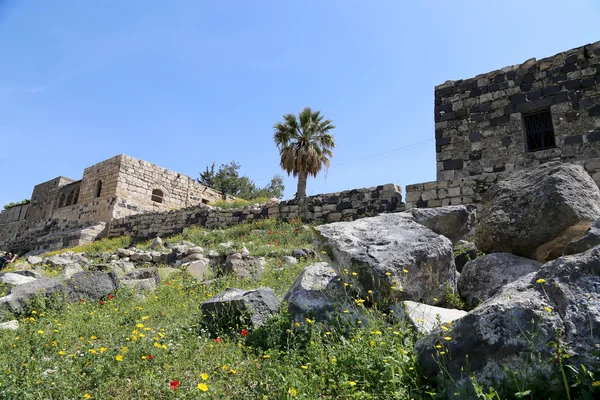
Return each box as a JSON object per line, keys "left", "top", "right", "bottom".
{"left": 1, "top": 0, "right": 598, "bottom": 207}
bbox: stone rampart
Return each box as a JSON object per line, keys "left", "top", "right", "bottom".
{"left": 107, "top": 184, "right": 403, "bottom": 239}
{"left": 0, "top": 204, "right": 29, "bottom": 224}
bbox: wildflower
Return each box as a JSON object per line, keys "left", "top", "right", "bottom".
{"left": 222, "top": 365, "right": 229, "bottom": 371}
{"left": 100, "top": 347, "right": 107, "bottom": 353}
{"left": 108, "top": 294, "right": 114, "bottom": 299}
{"left": 89, "top": 349, "right": 97, "bottom": 355}
{"left": 440, "top": 351, "right": 446, "bottom": 355}
{"left": 367, "top": 290, "right": 373, "bottom": 294}
{"left": 403, "top": 268, "right": 409, "bottom": 273}
{"left": 301, "top": 365, "right": 308, "bottom": 369}
{"left": 544, "top": 307, "right": 553, "bottom": 312}
{"left": 343, "top": 309, "right": 349, "bottom": 314}
{"left": 325, "top": 331, "right": 331, "bottom": 335}
{"left": 444, "top": 336, "right": 452, "bottom": 341}
{"left": 148, "top": 354, "right": 153, "bottom": 360}
{"left": 305, "top": 318, "right": 314, "bottom": 324}
{"left": 288, "top": 388, "right": 297, "bottom": 397}
{"left": 385, "top": 272, "right": 391, "bottom": 276}
{"left": 136, "top": 323, "right": 144, "bottom": 328}
{"left": 263, "top": 354, "right": 270, "bottom": 359}
{"left": 115, "top": 355, "right": 123, "bottom": 361}
{"left": 98, "top": 301, "right": 103, "bottom": 305}
{"left": 351, "top": 272, "right": 357, "bottom": 276}
{"left": 435, "top": 345, "right": 442, "bottom": 349}
{"left": 348, "top": 381, "right": 357, "bottom": 386}
{"left": 198, "top": 383, "right": 209, "bottom": 392}
{"left": 536, "top": 278, "right": 546, "bottom": 284}
{"left": 294, "top": 322, "right": 300, "bottom": 327}
{"left": 154, "top": 342, "right": 161, "bottom": 348}
{"left": 170, "top": 380, "right": 179, "bottom": 390}
{"left": 83, "top": 394, "right": 91, "bottom": 399}
{"left": 592, "top": 381, "right": 600, "bottom": 387}
{"left": 369, "top": 340, "right": 375, "bottom": 347}
{"left": 142, "top": 316, "right": 149, "bottom": 320}
{"left": 37, "top": 330, "right": 44, "bottom": 335}
{"left": 441, "top": 325, "right": 449, "bottom": 331}
{"left": 58, "top": 350, "right": 65, "bottom": 356}
{"left": 433, "top": 298, "right": 438, "bottom": 302}
{"left": 357, "top": 320, "right": 362, "bottom": 324}
{"left": 90, "top": 336, "right": 97, "bottom": 340}
{"left": 215, "top": 337, "right": 221, "bottom": 343}
{"left": 417, "top": 318, "right": 425, "bottom": 323}
{"left": 241, "top": 329, "right": 248, "bottom": 336}
{"left": 201, "top": 372, "right": 208, "bottom": 381}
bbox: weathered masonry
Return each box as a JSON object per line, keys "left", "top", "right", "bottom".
{"left": 406, "top": 40, "right": 600, "bottom": 208}
{"left": 0, "top": 154, "right": 224, "bottom": 252}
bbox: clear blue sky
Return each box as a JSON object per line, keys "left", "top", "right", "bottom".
{"left": 1, "top": 0, "right": 598, "bottom": 207}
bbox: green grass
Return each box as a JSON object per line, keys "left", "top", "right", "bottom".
{"left": 208, "top": 197, "right": 271, "bottom": 209}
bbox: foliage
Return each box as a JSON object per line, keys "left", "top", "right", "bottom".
{"left": 208, "top": 197, "right": 271, "bottom": 209}
{"left": 198, "top": 161, "right": 284, "bottom": 200}
{"left": 42, "top": 236, "right": 132, "bottom": 258}
{"left": 3, "top": 199, "right": 30, "bottom": 210}
{"left": 273, "top": 107, "right": 336, "bottom": 198}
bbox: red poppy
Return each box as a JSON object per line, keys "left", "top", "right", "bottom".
{"left": 108, "top": 294, "right": 114, "bottom": 300}
{"left": 241, "top": 329, "right": 248, "bottom": 336}
{"left": 170, "top": 380, "right": 179, "bottom": 390}
{"left": 147, "top": 354, "right": 153, "bottom": 360}
{"left": 215, "top": 337, "right": 221, "bottom": 343}
{"left": 79, "top": 299, "right": 84, "bottom": 303}
{"left": 99, "top": 301, "right": 104, "bottom": 305}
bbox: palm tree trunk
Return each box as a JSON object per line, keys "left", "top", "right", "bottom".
{"left": 296, "top": 173, "right": 308, "bottom": 199}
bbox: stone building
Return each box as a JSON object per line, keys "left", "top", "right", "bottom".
{"left": 0, "top": 154, "right": 224, "bottom": 252}
{"left": 406, "top": 40, "right": 600, "bottom": 208}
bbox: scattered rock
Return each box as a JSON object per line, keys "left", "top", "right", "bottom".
{"left": 150, "top": 237, "right": 163, "bottom": 249}
{"left": 408, "top": 205, "right": 476, "bottom": 244}
{"left": 188, "top": 246, "right": 204, "bottom": 255}
{"left": 44, "top": 255, "right": 72, "bottom": 267}
{"left": 0, "top": 272, "right": 37, "bottom": 286}
{"left": 200, "top": 287, "right": 281, "bottom": 328}
{"left": 120, "top": 268, "right": 160, "bottom": 292}
{"left": 314, "top": 213, "right": 456, "bottom": 304}
{"left": 458, "top": 253, "right": 541, "bottom": 307}
{"left": 240, "top": 246, "right": 250, "bottom": 257}
{"left": 283, "top": 263, "right": 348, "bottom": 322}
{"left": 282, "top": 256, "right": 297, "bottom": 265}
{"left": 475, "top": 162, "right": 600, "bottom": 262}
{"left": 62, "top": 263, "right": 84, "bottom": 279}
{"left": 207, "top": 250, "right": 220, "bottom": 258}
{"left": 26, "top": 256, "right": 43, "bottom": 265}
{"left": 66, "top": 272, "right": 119, "bottom": 300}
{"left": 266, "top": 198, "right": 281, "bottom": 207}
{"left": 291, "top": 249, "right": 307, "bottom": 259}
{"left": 392, "top": 301, "right": 467, "bottom": 335}
{"left": 0, "top": 320, "right": 18, "bottom": 331}
{"left": 186, "top": 260, "right": 210, "bottom": 282}
{"left": 179, "top": 240, "right": 196, "bottom": 248}
{"left": 563, "top": 218, "right": 600, "bottom": 255}
{"left": 0, "top": 278, "right": 67, "bottom": 318}
{"left": 221, "top": 257, "right": 266, "bottom": 280}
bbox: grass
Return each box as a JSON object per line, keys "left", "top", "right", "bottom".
{"left": 1, "top": 218, "right": 598, "bottom": 399}
{"left": 208, "top": 197, "right": 271, "bottom": 210}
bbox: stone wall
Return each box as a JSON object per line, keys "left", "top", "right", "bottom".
{"left": 26, "top": 177, "right": 75, "bottom": 222}
{"left": 435, "top": 40, "right": 600, "bottom": 181}
{"left": 0, "top": 204, "right": 29, "bottom": 224}
{"left": 107, "top": 184, "right": 403, "bottom": 240}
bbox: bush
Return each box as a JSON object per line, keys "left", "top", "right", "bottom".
{"left": 3, "top": 199, "right": 30, "bottom": 210}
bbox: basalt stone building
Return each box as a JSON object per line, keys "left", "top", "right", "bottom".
{"left": 406, "top": 40, "right": 600, "bottom": 208}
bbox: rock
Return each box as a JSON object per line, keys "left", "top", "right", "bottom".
{"left": 221, "top": 257, "right": 266, "bottom": 280}
{"left": 219, "top": 241, "right": 233, "bottom": 249}
{"left": 0, "top": 272, "right": 37, "bottom": 286}
{"left": 200, "top": 287, "right": 281, "bottom": 328}
{"left": 291, "top": 249, "right": 307, "bottom": 259}
{"left": 151, "top": 251, "right": 166, "bottom": 263}
{"left": 167, "top": 245, "right": 188, "bottom": 263}
{"left": 158, "top": 267, "right": 180, "bottom": 281}
{"left": 129, "top": 252, "right": 141, "bottom": 262}
{"left": 240, "top": 246, "right": 249, "bottom": 257}
{"left": 207, "top": 250, "right": 220, "bottom": 258}
{"left": 475, "top": 162, "right": 600, "bottom": 262}
{"left": 150, "top": 237, "right": 163, "bottom": 249}
{"left": 66, "top": 271, "right": 119, "bottom": 300}
{"left": 409, "top": 205, "right": 476, "bottom": 244}
{"left": 282, "top": 256, "right": 298, "bottom": 265}
{"left": 391, "top": 301, "right": 467, "bottom": 335}
{"left": 62, "top": 263, "right": 84, "bottom": 279}
{"left": 120, "top": 268, "right": 160, "bottom": 292}
{"left": 563, "top": 218, "right": 600, "bottom": 255}
{"left": 458, "top": 253, "right": 541, "bottom": 307}
{"left": 314, "top": 213, "right": 456, "bottom": 304}
{"left": 0, "top": 279, "right": 67, "bottom": 318}
{"left": 41, "top": 369, "right": 57, "bottom": 377}
{"left": 0, "top": 320, "right": 18, "bottom": 331}
{"left": 188, "top": 246, "right": 204, "bottom": 255}
{"left": 26, "top": 256, "right": 43, "bottom": 265}
{"left": 186, "top": 260, "right": 209, "bottom": 282}
{"left": 226, "top": 252, "right": 243, "bottom": 261}
{"left": 183, "top": 253, "right": 206, "bottom": 262}
{"left": 138, "top": 253, "right": 153, "bottom": 263}
{"left": 44, "top": 255, "right": 72, "bottom": 267}
{"left": 179, "top": 240, "right": 196, "bottom": 248}
{"left": 116, "top": 248, "right": 134, "bottom": 258}
{"left": 99, "top": 252, "right": 112, "bottom": 262}
{"left": 415, "top": 246, "right": 600, "bottom": 397}
{"left": 266, "top": 197, "right": 280, "bottom": 207}
{"left": 283, "top": 263, "right": 348, "bottom": 322}
{"left": 453, "top": 240, "right": 480, "bottom": 273}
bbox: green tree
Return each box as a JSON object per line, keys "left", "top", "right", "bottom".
{"left": 273, "top": 107, "right": 335, "bottom": 199}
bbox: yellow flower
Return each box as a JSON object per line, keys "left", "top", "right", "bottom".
{"left": 115, "top": 355, "right": 123, "bottom": 361}
{"left": 201, "top": 373, "right": 208, "bottom": 381}
{"left": 343, "top": 309, "right": 349, "bottom": 314}
{"left": 37, "top": 330, "right": 44, "bottom": 335}
{"left": 262, "top": 355, "right": 270, "bottom": 359}
{"left": 592, "top": 381, "right": 600, "bottom": 387}
{"left": 83, "top": 394, "right": 91, "bottom": 399}
{"left": 369, "top": 340, "right": 375, "bottom": 347}
{"left": 356, "top": 320, "right": 362, "bottom": 324}
{"left": 325, "top": 331, "right": 331, "bottom": 335}
{"left": 305, "top": 318, "right": 314, "bottom": 324}
{"left": 198, "top": 383, "right": 209, "bottom": 392}
{"left": 153, "top": 342, "right": 161, "bottom": 348}
{"left": 89, "top": 349, "right": 97, "bottom": 355}
{"left": 141, "top": 356, "right": 147, "bottom": 360}
{"left": 348, "top": 381, "right": 357, "bottom": 386}
{"left": 385, "top": 272, "right": 392, "bottom": 276}
{"left": 90, "top": 336, "right": 97, "bottom": 340}
{"left": 121, "top": 347, "right": 128, "bottom": 353}
{"left": 58, "top": 350, "right": 65, "bottom": 356}
{"left": 544, "top": 307, "right": 552, "bottom": 312}
{"left": 136, "top": 323, "right": 144, "bottom": 328}
{"left": 142, "top": 316, "right": 149, "bottom": 320}
{"left": 417, "top": 318, "right": 425, "bottom": 323}
{"left": 100, "top": 347, "right": 107, "bottom": 353}
{"left": 435, "top": 345, "right": 442, "bottom": 349}
{"left": 444, "top": 336, "right": 452, "bottom": 341}
{"left": 441, "top": 325, "right": 449, "bottom": 331}
{"left": 301, "top": 365, "right": 308, "bottom": 369}
{"left": 403, "top": 268, "right": 409, "bottom": 273}
{"left": 367, "top": 290, "right": 373, "bottom": 294}
{"left": 294, "top": 322, "right": 300, "bottom": 327}
{"left": 288, "top": 388, "right": 297, "bottom": 397}
{"left": 351, "top": 272, "right": 357, "bottom": 276}
{"left": 536, "top": 278, "right": 546, "bottom": 284}
{"left": 433, "top": 298, "right": 438, "bottom": 302}
{"left": 440, "top": 351, "right": 446, "bottom": 355}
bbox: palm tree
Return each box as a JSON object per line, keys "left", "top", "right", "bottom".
{"left": 273, "top": 107, "right": 336, "bottom": 199}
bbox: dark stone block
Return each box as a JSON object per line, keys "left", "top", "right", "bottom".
{"left": 471, "top": 102, "right": 492, "bottom": 113}
{"left": 565, "top": 111, "right": 580, "bottom": 122}
{"left": 461, "top": 81, "right": 478, "bottom": 91}
{"left": 324, "top": 196, "right": 339, "bottom": 205}
{"left": 435, "top": 129, "right": 443, "bottom": 139}
{"left": 504, "top": 105, "right": 515, "bottom": 115}
{"left": 469, "top": 131, "right": 482, "bottom": 142}
{"left": 490, "top": 115, "right": 510, "bottom": 126}
{"left": 434, "top": 113, "right": 441, "bottom": 123}
{"left": 493, "top": 165, "right": 506, "bottom": 173}
{"left": 481, "top": 86, "right": 488, "bottom": 94}
{"left": 440, "top": 112, "right": 456, "bottom": 121}
{"left": 501, "top": 136, "right": 512, "bottom": 147}
{"left": 488, "top": 83, "right": 499, "bottom": 92}
{"left": 542, "top": 85, "right": 562, "bottom": 96}
{"left": 588, "top": 104, "right": 600, "bottom": 117}
{"left": 568, "top": 91, "right": 581, "bottom": 101}
{"left": 554, "top": 92, "right": 568, "bottom": 103}
{"left": 565, "top": 80, "right": 581, "bottom": 90}
{"left": 595, "top": 47, "right": 600, "bottom": 56}
{"left": 416, "top": 200, "right": 428, "bottom": 208}
{"left": 435, "top": 98, "right": 442, "bottom": 106}
{"left": 564, "top": 135, "right": 583, "bottom": 145}
{"left": 507, "top": 71, "right": 516, "bottom": 80}
{"left": 443, "top": 159, "right": 464, "bottom": 170}
{"left": 527, "top": 90, "right": 543, "bottom": 100}
{"left": 517, "top": 97, "right": 554, "bottom": 114}
{"left": 520, "top": 84, "right": 532, "bottom": 92}
{"left": 437, "top": 137, "right": 451, "bottom": 146}
{"left": 510, "top": 94, "right": 527, "bottom": 104}
{"left": 499, "top": 82, "right": 509, "bottom": 90}
{"left": 522, "top": 74, "right": 535, "bottom": 83}
{"left": 561, "top": 64, "right": 578, "bottom": 73}
{"left": 553, "top": 74, "right": 567, "bottom": 83}
{"left": 582, "top": 77, "right": 595, "bottom": 88}
{"left": 565, "top": 54, "right": 578, "bottom": 64}
{"left": 449, "top": 120, "right": 461, "bottom": 127}
{"left": 471, "top": 114, "right": 485, "bottom": 121}
{"left": 436, "top": 87, "right": 452, "bottom": 97}
{"left": 336, "top": 202, "right": 352, "bottom": 211}
{"left": 587, "top": 129, "right": 600, "bottom": 142}
{"left": 469, "top": 88, "right": 481, "bottom": 97}
{"left": 493, "top": 74, "right": 505, "bottom": 83}
{"left": 435, "top": 104, "right": 453, "bottom": 113}
{"left": 469, "top": 151, "right": 482, "bottom": 161}
{"left": 456, "top": 109, "right": 468, "bottom": 118}
{"left": 514, "top": 77, "right": 523, "bottom": 85}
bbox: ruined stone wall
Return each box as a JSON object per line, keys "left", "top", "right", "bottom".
{"left": 26, "top": 177, "right": 75, "bottom": 222}
{"left": 435, "top": 40, "right": 600, "bottom": 181}
{"left": 0, "top": 204, "right": 29, "bottom": 224}
{"left": 107, "top": 184, "right": 403, "bottom": 239}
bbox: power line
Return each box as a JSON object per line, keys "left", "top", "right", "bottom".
{"left": 328, "top": 138, "right": 434, "bottom": 169}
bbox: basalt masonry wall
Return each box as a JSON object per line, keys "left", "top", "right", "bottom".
{"left": 107, "top": 184, "right": 403, "bottom": 239}
{"left": 435, "top": 40, "right": 600, "bottom": 181}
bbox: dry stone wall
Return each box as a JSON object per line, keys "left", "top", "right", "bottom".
{"left": 107, "top": 184, "right": 403, "bottom": 240}
{"left": 435, "top": 40, "right": 600, "bottom": 181}
{"left": 0, "top": 204, "right": 28, "bottom": 224}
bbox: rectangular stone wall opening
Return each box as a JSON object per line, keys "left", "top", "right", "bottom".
{"left": 523, "top": 109, "right": 556, "bottom": 152}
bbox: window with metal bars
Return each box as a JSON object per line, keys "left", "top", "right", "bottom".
{"left": 523, "top": 109, "right": 556, "bottom": 152}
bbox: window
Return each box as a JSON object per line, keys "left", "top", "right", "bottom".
{"left": 58, "top": 194, "right": 66, "bottom": 208}
{"left": 73, "top": 188, "right": 80, "bottom": 205}
{"left": 95, "top": 180, "right": 103, "bottom": 198}
{"left": 151, "top": 189, "right": 164, "bottom": 203}
{"left": 66, "top": 191, "right": 74, "bottom": 206}
{"left": 523, "top": 109, "right": 555, "bottom": 152}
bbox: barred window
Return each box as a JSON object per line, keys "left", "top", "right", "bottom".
{"left": 523, "top": 109, "right": 555, "bottom": 152}
{"left": 151, "top": 189, "right": 164, "bottom": 203}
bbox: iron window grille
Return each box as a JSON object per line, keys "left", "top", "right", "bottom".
{"left": 523, "top": 109, "right": 556, "bottom": 152}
